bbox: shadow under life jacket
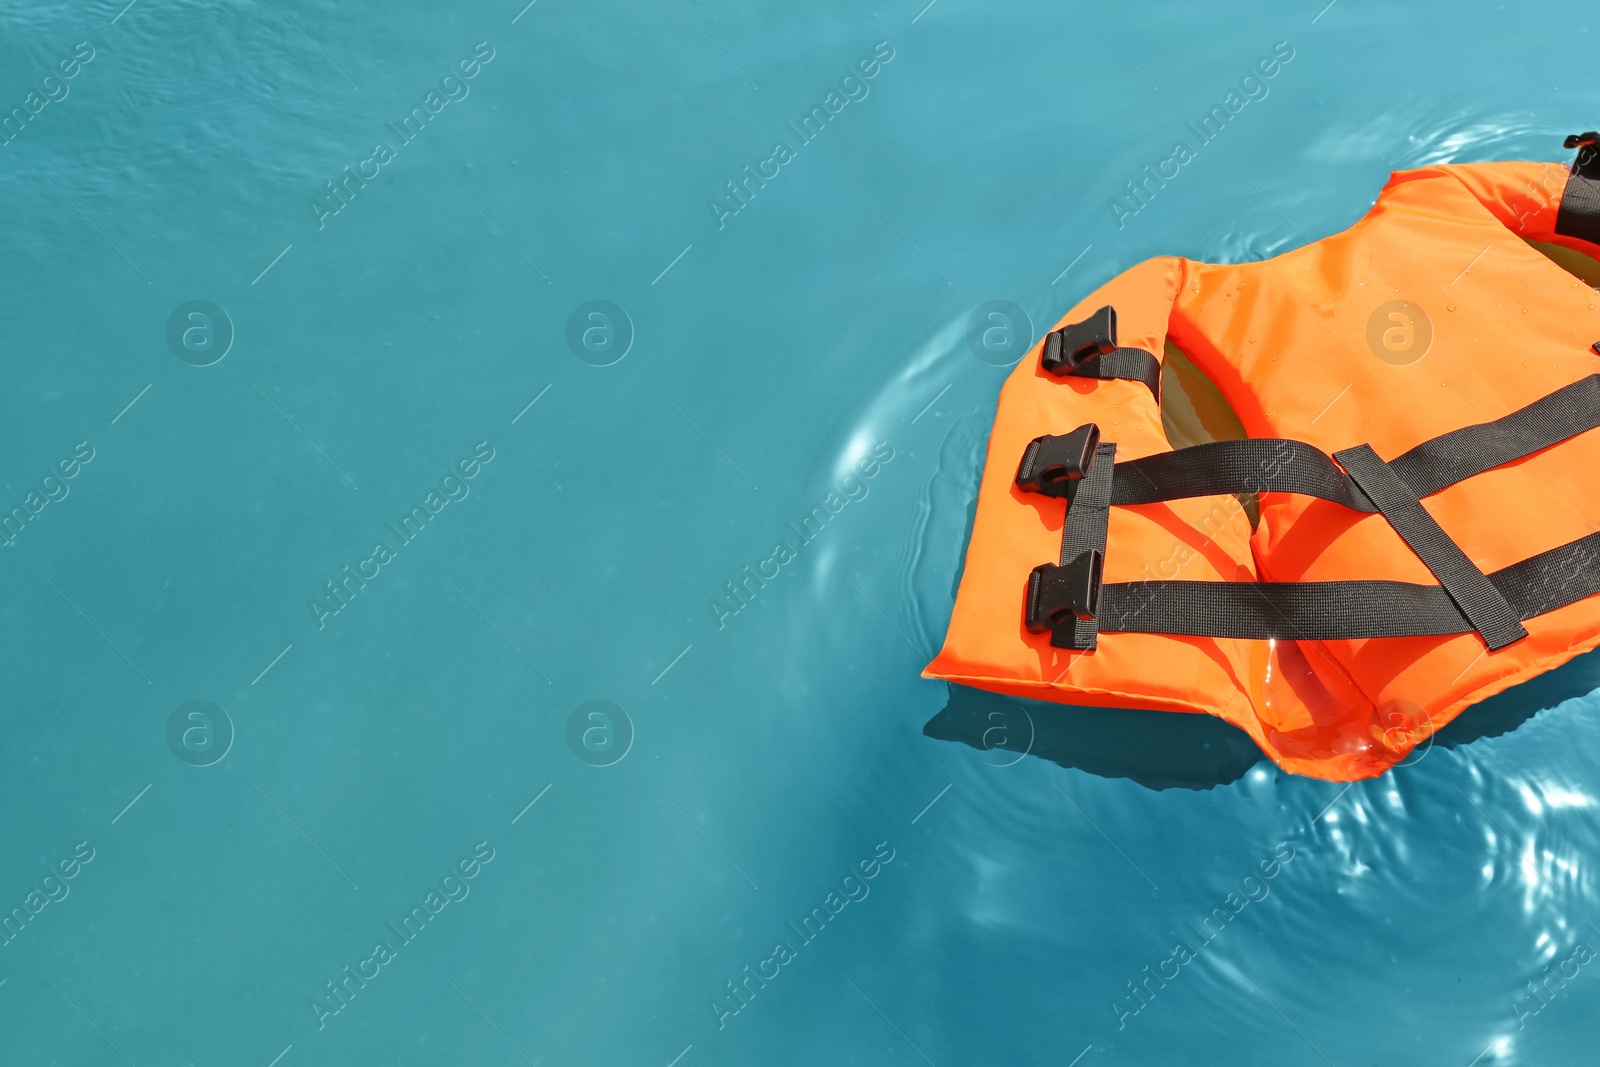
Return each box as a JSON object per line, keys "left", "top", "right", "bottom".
{"left": 926, "top": 140, "right": 1600, "bottom": 781}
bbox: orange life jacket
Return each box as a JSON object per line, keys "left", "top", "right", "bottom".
{"left": 926, "top": 143, "right": 1600, "bottom": 782}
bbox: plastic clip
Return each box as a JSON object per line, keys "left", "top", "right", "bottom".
{"left": 1016, "top": 425, "right": 1102, "bottom": 498}
{"left": 1041, "top": 306, "right": 1118, "bottom": 376}
{"left": 1025, "top": 551, "right": 1104, "bottom": 649}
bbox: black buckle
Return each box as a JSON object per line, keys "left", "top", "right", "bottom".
{"left": 1016, "top": 424, "right": 1101, "bottom": 497}
{"left": 1025, "top": 551, "right": 1104, "bottom": 649}
{"left": 1041, "top": 305, "right": 1117, "bottom": 375}
{"left": 1569, "top": 132, "right": 1600, "bottom": 177}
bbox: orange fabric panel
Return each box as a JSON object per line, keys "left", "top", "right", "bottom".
{"left": 1426, "top": 160, "right": 1600, "bottom": 259}
{"left": 924, "top": 258, "right": 1266, "bottom": 747}
{"left": 928, "top": 160, "right": 1600, "bottom": 781}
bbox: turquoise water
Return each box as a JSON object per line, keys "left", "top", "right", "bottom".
{"left": 3, "top": 0, "right": 1600, "bottom": 1064}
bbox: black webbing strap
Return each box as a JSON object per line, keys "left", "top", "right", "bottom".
{"left": 1111, "top": 438, "right": 1367, "bottom": 508}
{"left": 1106, "top": 375, "right": 1600, "bottom": 508}
{"left": 1020, "top": 373, "right": 1600, "bottom": 650}
{"left": 1556, "top": 134, "right": 1600, "bottom": 247}
{"left": 1333, "top": 443, "right": 1528, "bottom": 649}
{"left": 1389, "top": 375, "right": 1600, "bottom": 496}
{"left": 1054, "top": 441, "right": 1117, "bottom": 650}
{"left": 1065, "top": 348, "right": 1162, "bottom": 402}
{"left": 1097, "top": 531, "right": 1600, "bottom": 641}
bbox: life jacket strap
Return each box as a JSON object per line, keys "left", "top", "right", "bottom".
{"left": 1556, "top": 131, "right": 1600, "bottom": 248}
{"left": 1015, "top": 372, "right": 1600, "bottom": 651}
{"left": 1037, "top": 374, "right": 1600, "bottom": 510}
{"left": 1108, "top": 436, "right": 1370, "bottom": 509}
{"left": 1040, "top": 305, "right": 1161, "bottom": 401}
{"left": 1096, "top": 531, "right": 1600, "bottom": 643}
{"left": 1024, "top": 441, "right": 1116, "bottom": 650}
{"left": 1334, "top": 443, "right": 1528, "bottom": 650}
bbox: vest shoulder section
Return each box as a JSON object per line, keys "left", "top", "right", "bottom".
{"left": 1384, "top": 160, "right": 1576, "bottom": 246}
